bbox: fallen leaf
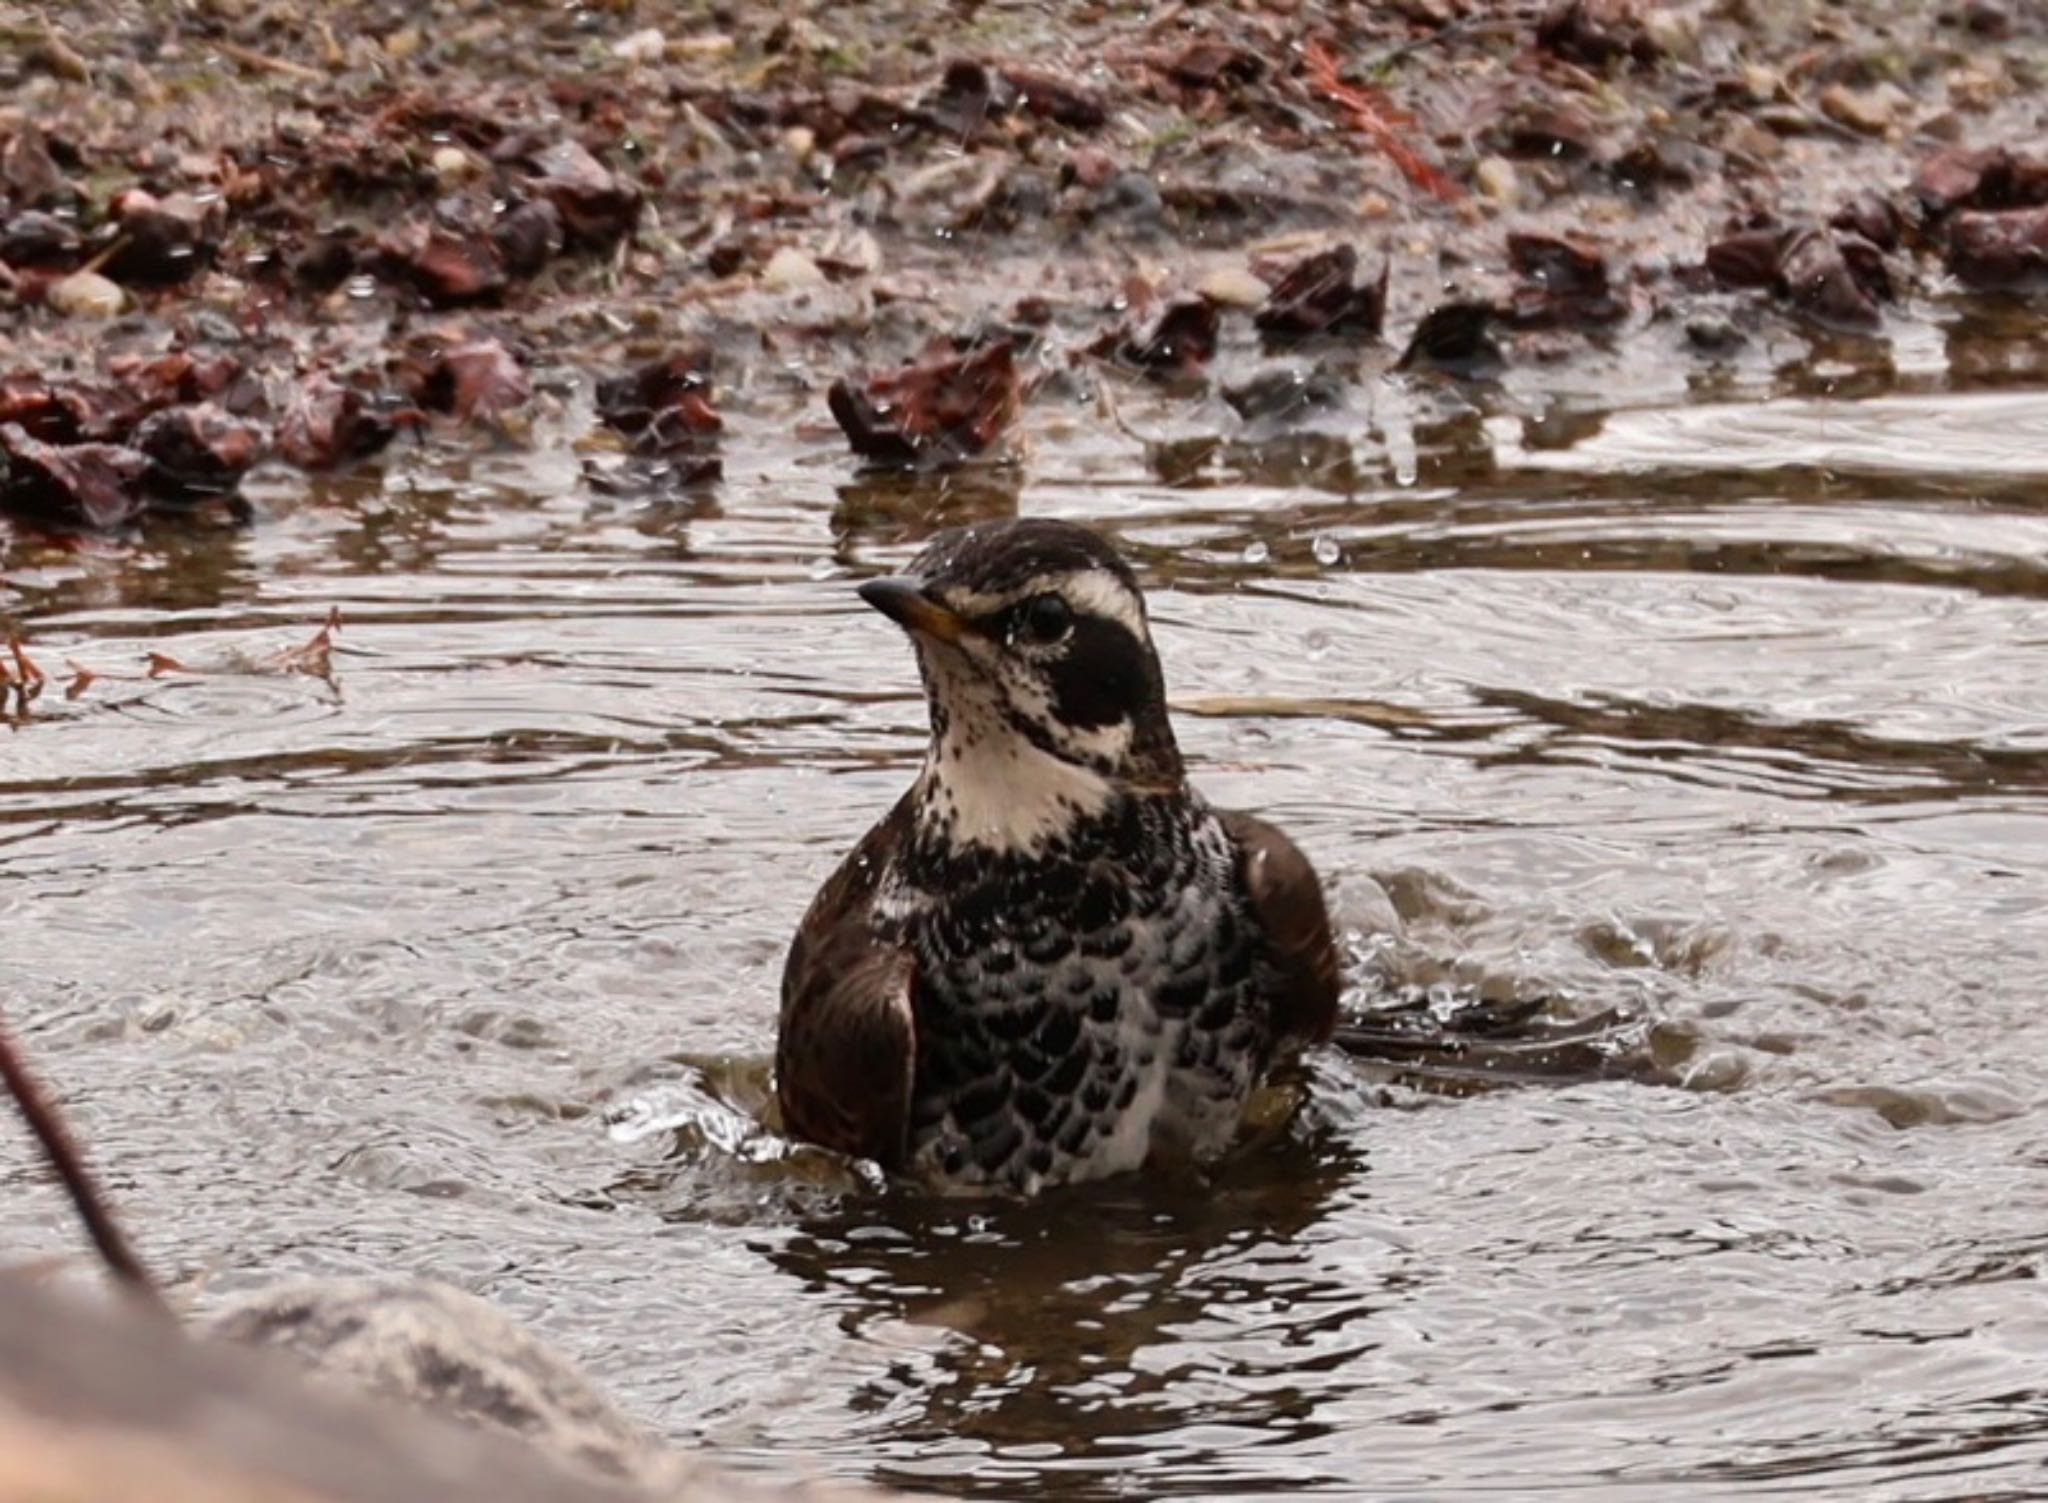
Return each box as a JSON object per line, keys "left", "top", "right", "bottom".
{"left": 276, "top": 376, "right": 398, "bottom": 471}
{"left": 519, "top": 139, "right": 642, "bottom": 248}
{"left": 102, "top": 189, "right": 222, "bottom": 287}
{"left": 1536, "top": 0, "right": 1662, "bottom": 70}
{"left": 134, "top": 404, "right": 269, "bottom": 501}
{"left": 828, "top": 339, "right": 1021, "bottom": 467}
{"left": 375, "top": 218, "right": 509, "bottom": 305}
{"left": 1505, "top": 232, "right": 1627, "bottom": 327}
{"left": 492, "top": 198, "right": 564, "bottom": 279}
{"left": 1397, "top": 303, "right": 1502, "bottom": 373}
{"left": 0, "top": 424, "right": 151, "bottom": 529}
{"left": 1946, "top": 207, "right": 2048, "bottom": 290}
{"left": 396, "top": 331, "right": 532, "bottom": 422}
{"left": 595, "top": 348, "right": 722, "bottom": 455}
{"left": 265, "top": 607, "right": 342, "bottom": 676}
{"left": 1098, "top": 299, "right": 1221, "bottom": 375}
{"left": 1253, "top": 245, "right": 1388, "bottom": 342}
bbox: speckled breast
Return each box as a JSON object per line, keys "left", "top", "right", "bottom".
{"left": 890, "top": 795, "right": 1271, "bottom": 1191}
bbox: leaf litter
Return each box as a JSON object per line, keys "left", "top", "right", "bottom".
{"left": 0, "top": 0, "right": 2041, "bottom": 535}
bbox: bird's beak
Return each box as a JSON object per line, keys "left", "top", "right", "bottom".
{"left": 858, "top": 577, "right": 967, "bottom": 644}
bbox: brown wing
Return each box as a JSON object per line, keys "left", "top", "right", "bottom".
{"left": 775, "top": 797, "right": 917, "bottom": 1168}
{"left": 1221, "top": 809, "right": 1341, "bottom": 1047}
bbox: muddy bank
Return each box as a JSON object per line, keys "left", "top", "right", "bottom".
{"left": 1, "top": 0, "right": 2044, "bottom": 539}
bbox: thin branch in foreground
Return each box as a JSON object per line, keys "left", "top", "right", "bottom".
{"left": 0, "top": 1010, "right": 169, "bottom": 1313}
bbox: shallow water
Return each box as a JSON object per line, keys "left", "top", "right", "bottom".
{"left": 5, "top": 310, "right": 2048, "bottom": 1501}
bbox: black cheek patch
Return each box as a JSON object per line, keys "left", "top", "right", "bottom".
{"left": 1047, "top": 617, "right": 1152, "bottom": 729}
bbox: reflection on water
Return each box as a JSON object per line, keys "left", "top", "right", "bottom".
{"left": 5, "top": 299, "right": 2048, "bottom": 1499}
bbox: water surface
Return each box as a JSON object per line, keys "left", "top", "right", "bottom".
{"left": 5, "top": 312, "right": 2047, "bottom": 1501}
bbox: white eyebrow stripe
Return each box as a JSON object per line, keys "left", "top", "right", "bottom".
{"left": 943, "top": 567, "right": 1149, "bottom": 642}
{"left": 1055, "top": 569, "right": 1149, "bottom": 641}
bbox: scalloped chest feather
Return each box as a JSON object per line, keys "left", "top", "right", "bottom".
{"left": 877, "top": 792, "right": 1271, "bottom": 1191}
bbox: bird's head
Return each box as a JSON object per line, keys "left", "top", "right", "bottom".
{"left": 860, "top": 520, "right": 1183, "bottom": 849}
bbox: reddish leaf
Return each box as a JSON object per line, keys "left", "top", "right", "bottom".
{"left": 1947, "top": 207, "right": 2048, "bottom": 291}
{"left": 0, "top": 377, "right": 92, "bottom": 444}
{"left": 106, "top": 350, "right": 244, "bottom": 412}
{"left": 397, "top": 331, "right": 532, "bottom": 422}
{"left": 1099, "top": 299, "right": 1221, "bottom": 375}
{"left": 277, "top": 377, "right": 398, "bottom": 471}
{"left": 1705, "top": 228, "right": 1788, "bottom": 289}
{"left": 1505, "top": 232, "right": 1627, "bottom": 328}
{"left": 1254, "top": 245, "right": 1388, "bottom": 342}
{"left": 1777, "top": 228, "right": 1887, "bottom": 331}
{"left": 1397, "top": 303, "right": 1502, "bottom": 373}
{"left": 828, "top": 340, "right": 1021, "bottom": 467}
{"left": 134, "top": 404, "right": 269, "bottom": 501}
{"left": 102, "top": 189, "right": 222, "bottom": 287}
{"left": 596, "top": 348, "right": 722, "bottom": 455}
{"left": 0, "top": 424, "right": 152, "bottom": 529}
{"left": 375, "top": 219, "right": 509, "bottom": 306}
{"left": 1002, "top": 68, "right": 1108, "bottom": 131}
{"left": 520, "top": 140, "right": 642, "bottom": 249}
{"left": 1912, "top": 146, "right": 2048, "bottom": 218}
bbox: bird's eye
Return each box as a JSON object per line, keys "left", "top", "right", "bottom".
{"left": 1016, "top": 592, "right": 1073, "bottom": 646}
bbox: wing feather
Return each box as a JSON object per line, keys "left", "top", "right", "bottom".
{"left": 1221, "top": 809, "right": 1341, "bottom": 1047}
{"left": 775, "top": 800, "right": 917, "bottom": 1168}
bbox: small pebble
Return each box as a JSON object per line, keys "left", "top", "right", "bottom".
{"left": 1312, "top": 535, "right": 1342, "bottom": 567}
{"left": 612, "top": 27, "right": 666, "bottom": 64}
{"left": 1474, "top": 156, "right": 1519, "bottom": 207}
{"left": 1198, "top": 265, "right": 1268, "bottom": 308}
{"left": 430, "top": 145, "right": 478, "bottom": 183}
{"left": 760, "top": 246, "right": 825, "bottom": 290}
{"left": 1819, "top": 83, "right": 1908, "bottom": 137}
{"left": 1641, "top": 7, "right": 1701, "bottom": 60}
{"left": 1685, "top": 315, "right": 1744, "bottom": 353}
{"left": 48, "top": 269, "right": 125, "bottom": 318}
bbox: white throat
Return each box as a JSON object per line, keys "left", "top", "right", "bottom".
{"left": 919, "top": 721, "right": 1114, "bottom": 857}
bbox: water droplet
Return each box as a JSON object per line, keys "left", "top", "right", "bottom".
{"left": 1304, "top": 629, "right": 1333, "bottom": 661}
{"left": 345, "top": 274, "right": 378, "bottom": 300}
{"left": 1242, "top": 540, "right": 1271, "bottom": 566}
{"left": 1313, "top": 535, "right": 1342, "bottom": 566}
{"left": 808, "top": 555, "right": 838, "bottom": 581}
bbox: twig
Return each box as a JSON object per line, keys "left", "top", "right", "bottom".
{"left": 1301, "top": 37, "right": 1464, "bottom": 205}
{"left": 0, "top": 1010, "right": 169, "bottom": 1312}
{"left": 267, "top": 605, "right": 342, "bottom": 675}
{"left": 1091, "top": 367, "right": 1170, "bottom": 449}
{"left": 217, "top": 39, "right": 327, "bottom": 82}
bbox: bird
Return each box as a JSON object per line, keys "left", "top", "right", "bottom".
{"left": 777, "top": 519, "right": 1339, "bottom": 1193}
